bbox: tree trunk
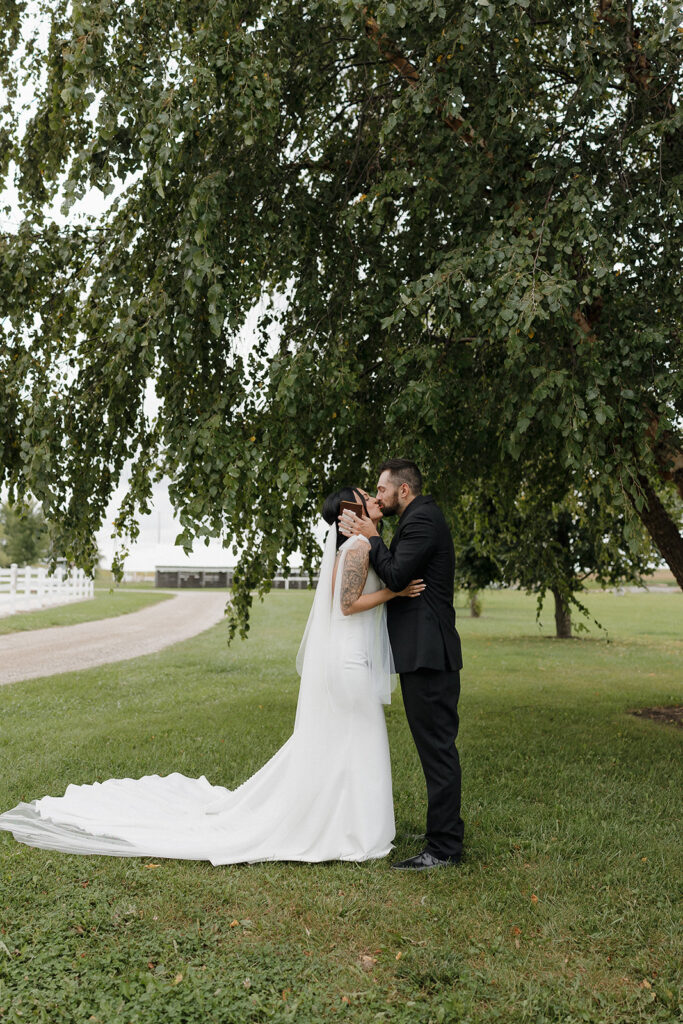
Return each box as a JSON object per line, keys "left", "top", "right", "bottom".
{"left": 551, "top": 587, "right": 572, "bottom": 638}
{"left": 469, "top": 589, "right": 482, "bottom": 617}
{"left": 630, "top": 477, "right": 683, "bottom": 589}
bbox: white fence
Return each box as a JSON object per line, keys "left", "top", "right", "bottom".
{"left": 0, "top": 564, "right": 94, "bottom": 616}
{"left": 271, "top": 575, "right": 319, "bottom": 590}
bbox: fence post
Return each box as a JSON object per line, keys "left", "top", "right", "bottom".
{"left": 9, "top": 563, "right": 18, "bottom": 614}
{"left": 24, "top": 565, "right": 32, "bottom": 607}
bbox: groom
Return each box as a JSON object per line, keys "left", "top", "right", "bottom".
{"left": 340, "top": 459, "right": 464, "bottom": 871}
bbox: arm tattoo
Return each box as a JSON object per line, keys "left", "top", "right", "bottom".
{"left": 340, "top": 544, "right": 369, "bottom": 614}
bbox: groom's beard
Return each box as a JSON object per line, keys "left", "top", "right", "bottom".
{"left": 378, "top": 502, "right": 399, "bottom": 517}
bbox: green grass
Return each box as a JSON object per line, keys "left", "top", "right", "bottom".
{"left": 95, "top": 581, "right": 160, "bottom": 591}
{"left": 96, "top": 584, "right": 229, "bottom": 593}
{"left": 0, "top": 590, "right": 172, "bottom": 635}
{"left": 0, "top": 589, "right": 680, "bottom": 1024}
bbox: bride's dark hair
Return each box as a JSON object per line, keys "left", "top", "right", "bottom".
{"left": 322, "top": 487, "right": 370, "bottom": 550}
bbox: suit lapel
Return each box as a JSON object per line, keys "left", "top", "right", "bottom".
{"left": 391, "top": 495, "right": 431, "bottom": 548}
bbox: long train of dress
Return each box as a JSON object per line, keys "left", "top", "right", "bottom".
{"left": 0, "top": 534, "right": 395, "bottom": 864}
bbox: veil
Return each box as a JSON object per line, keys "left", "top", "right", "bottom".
{"left": 295, "top": 525, "right": 395, "bottom": 718}
{"left": 295, "top": 524, "right": 338, "bottom": 680}
{"left": 293, "top": 526, "right": 338, "bottom": 731}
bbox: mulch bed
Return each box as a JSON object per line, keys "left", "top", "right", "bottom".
{"left": 628, "top": 705, "right": 683, "bottom": 728}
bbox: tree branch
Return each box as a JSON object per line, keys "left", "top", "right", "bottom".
{"left": 596, "top": 0, "right": 653, "bottom": 93}
{"left": 362, "top": 10, "right": 491, "bottom": 154}
{"left": 573, "top": 307, "right": 683, "bottom": 500}
{"left": 645, "top": 413, "right": 683, "bottom": 502}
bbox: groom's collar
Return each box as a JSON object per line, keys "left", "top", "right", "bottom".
{"left": 397, "top": 493, "right": 433, "bottom": 523}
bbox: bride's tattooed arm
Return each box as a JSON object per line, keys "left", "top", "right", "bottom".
{"left": 341, "top": 543, "right": 370, "bottom": 615}
{"left": 339, "top": 541, "right": 426, "bottom": 616}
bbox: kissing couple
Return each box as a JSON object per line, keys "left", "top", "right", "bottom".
{"left": 0, "top": 459, "right": 464, "bottom": 871}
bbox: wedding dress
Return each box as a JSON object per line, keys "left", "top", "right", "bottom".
{"left": 0, "top": 531, "right": 395, "bottom": 864}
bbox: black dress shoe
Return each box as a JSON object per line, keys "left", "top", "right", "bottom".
{"left": 391, "top": 849, "right": 462, "bottom": 871}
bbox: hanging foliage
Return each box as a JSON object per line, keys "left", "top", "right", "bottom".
{"left": 1, "top": 0, "right": 681, "bottom": 634}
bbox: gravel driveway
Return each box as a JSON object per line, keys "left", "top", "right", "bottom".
{"left": 0, "top": 591, "right": 228, "bottom": 686}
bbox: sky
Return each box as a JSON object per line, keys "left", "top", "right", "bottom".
{"left": 94, "top": 302, "right": 273, "bottom": 573}
{"left": 2, "top": 7, "right": 281, "bottom": 573}
{"left": 96, "top": 478, "right": 239, "bottom": 573}
{"left": 4, "top": 181, "right": 268, "bottom": 570}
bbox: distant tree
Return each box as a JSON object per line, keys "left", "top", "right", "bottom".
{"left": 452, "top": 462, "right": 658, "bottom": 637}
{"left": 0, "top": 500, "right": 49, "bottom": 568}
{"left": 453, "top": 535, "right": 502, "bottom": 619}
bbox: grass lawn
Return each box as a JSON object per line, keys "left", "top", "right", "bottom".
{"left": 0, "top": 590, "right": 173, "bottom": 636}
{"left": 95, "top": 582, "right": 159, "bottom": 591}
{"left": 0, "top": 589, "right": 680, "bottom": 1024}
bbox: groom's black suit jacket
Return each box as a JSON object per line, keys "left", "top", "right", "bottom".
{"left": 368, "top": 495, "right": 462, "bottom": 675}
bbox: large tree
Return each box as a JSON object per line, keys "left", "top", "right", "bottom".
{"left": 1, "top": 0, "right": 681, "bottom": 634}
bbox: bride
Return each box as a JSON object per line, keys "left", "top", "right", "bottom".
{"left": 0, "top": 488, "right": 424, "bottom": 864}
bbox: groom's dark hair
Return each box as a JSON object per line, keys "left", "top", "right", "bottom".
{"left": 378, "top": 459, "right": 423, "bottom": 495}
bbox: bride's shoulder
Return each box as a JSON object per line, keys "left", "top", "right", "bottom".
{"left": 340, "top": 535, "right": 370, "bottom": 554}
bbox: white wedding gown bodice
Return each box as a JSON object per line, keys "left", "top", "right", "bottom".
{"left": 0, "top": 534, "right": 395, "bottom": 864}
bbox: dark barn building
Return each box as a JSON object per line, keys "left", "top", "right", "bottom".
{"left": 155, "top": 566, "right": 233, "bottom": 589}
{"left": 154, "top": 567, "right": 318, "bottom": 590}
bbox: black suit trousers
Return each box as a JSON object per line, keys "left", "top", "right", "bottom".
{"left": 400, "top": 669, "right": 464, "bottom": 859}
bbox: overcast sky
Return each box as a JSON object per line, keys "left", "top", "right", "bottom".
{"left": 2, "top": 10, "right": 285, "bottom": 572}
{"left": 96, "top": 477, "right": 240, "bottom": 573}
{"left": 5, "top": 189, "right": 268, "bottom": 570}
{"left": 94, "top": 299, "right": 273, "bottom": 572}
